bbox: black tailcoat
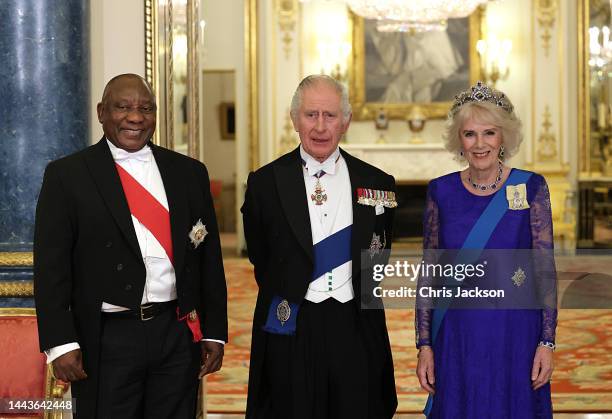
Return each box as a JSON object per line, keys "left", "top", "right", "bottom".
{"left": 242, "top": 147, "right": 398, "bottom": 418}
{"left": 34, "top": 139, "right": 228, "bottom": 418}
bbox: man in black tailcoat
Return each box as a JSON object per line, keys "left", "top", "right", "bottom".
{"left": 34, "top": 74, "right": 227, "bottom": 418}
{"left": 242, "top": 75, "right": 398, "bottom": 418}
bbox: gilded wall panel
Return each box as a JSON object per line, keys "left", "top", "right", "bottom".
{"left": 531, "top": 0, "right": 568, "bottom": 173}
{"left": 531, "top": 0, "right": 574, "bottom": 246}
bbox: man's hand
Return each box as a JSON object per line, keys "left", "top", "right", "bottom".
{"left": 52, "top": 349, "right": 87, "bottom": 382}
{"left": 531, "top": 345, "right": 554, "bottom": 390}
{"left": 416, "top": 346, "right": 435, "bottom": 394}
{"left": 199, "top": 341, "right": 224, "bottom": 378}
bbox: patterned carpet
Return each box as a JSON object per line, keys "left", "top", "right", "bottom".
{"left": 206, "top": 258, "right": 612, "bottom": 413}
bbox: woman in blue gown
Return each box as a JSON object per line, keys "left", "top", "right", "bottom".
{"left": 415, "top": 82, "right": 557, "bottom": 418}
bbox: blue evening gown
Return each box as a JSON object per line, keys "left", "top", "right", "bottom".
{"left": 415, "top": 169, "right": 557, "bottom": 419}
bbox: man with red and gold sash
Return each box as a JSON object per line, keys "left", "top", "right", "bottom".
{"left": 34, "top": 74, "right": 227, "bottom": 418}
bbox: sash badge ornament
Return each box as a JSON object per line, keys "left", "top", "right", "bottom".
{"left": 276, "top": 299, "right": 291, "bottom": 326}
{"left": 506, "top": 184, "right": 530, "bottom": 210}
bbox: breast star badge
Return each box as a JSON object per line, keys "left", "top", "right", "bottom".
{"left": 188, "top": 219, "right": 208, "bottom": 249}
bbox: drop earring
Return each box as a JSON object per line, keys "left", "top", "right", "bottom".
{"left": 499, "top": 145, "right": 505, "bottom": 159}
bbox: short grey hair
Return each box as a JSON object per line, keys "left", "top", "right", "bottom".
{"left": 444, "top": 100, "right": 523, "bottom": 163}
{"left": 290, "top": 75, "right": 351, "bottom": 121}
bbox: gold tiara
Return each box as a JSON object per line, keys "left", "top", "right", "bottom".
{"left": 449, "top": 81, "right": 514, "bottom": 117}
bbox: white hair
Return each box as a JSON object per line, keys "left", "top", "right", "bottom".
{"left": 444, "top": 101, "right": 523, "bottom": 163}
{"left": 290, "top": 75, "right": 351, "bottom": 122}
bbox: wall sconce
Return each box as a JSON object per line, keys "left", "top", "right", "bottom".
{"left": 476, "top": 35, "right": 512, "bottom": 87}
{"left": 302, "top": 0, "right": 350, "bottom": 82}
{"left": 318, "top": 41, "right": 350, "bottom": 82}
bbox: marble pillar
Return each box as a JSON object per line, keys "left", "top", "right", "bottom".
{"left": 0, "top": 0, "right": 90, "bottom": 306}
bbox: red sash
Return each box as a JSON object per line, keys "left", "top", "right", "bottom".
{"left": 115, "top": 163, "right": 174, "bottom": 264}
{"left": 115, "top": 163, "right": 203, "bottom": 342}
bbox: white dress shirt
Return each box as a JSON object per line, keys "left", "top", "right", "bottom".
{"left": 46, "top": 140, "right": 221, "bottom": 364}
{"left": 300, "top": 146, "right": 354, "bottom": 303}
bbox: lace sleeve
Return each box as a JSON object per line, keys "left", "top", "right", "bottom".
{"left": 415, "top": 182, "right": 439, "bottom": 348}
{"left": 530, "top": 175, "right": 558, "bottom": 344}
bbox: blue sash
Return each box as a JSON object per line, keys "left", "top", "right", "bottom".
{"left": 424, "top": 169, "right": 532, "bottom": 416}
{"left": 262, "top": 225, "right": 352, "bottom": 335}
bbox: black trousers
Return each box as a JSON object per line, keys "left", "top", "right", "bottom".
{"left": 95, "top": 308, "right": 201, "bottom": 419}
{"left": 260, "top": 298, "right": 373, "bottom": 419}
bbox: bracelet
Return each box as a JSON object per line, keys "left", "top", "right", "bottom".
{"left": 417, "top": 345, "right": 433, "bottom": 358}
{"left": 538, "top": 341, "right": 556, "bottom": 351}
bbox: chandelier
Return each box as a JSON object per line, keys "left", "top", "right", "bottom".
{"left": 344, "top": 0, "right": 493, "bottom": 32}
{"left": 589, "top": 26, "right": 612, "bottom": 69}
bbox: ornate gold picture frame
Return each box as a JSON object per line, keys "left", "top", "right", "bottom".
{"left": 349, "top": 10, "right": 483, "bottom": 120}
{"left": 144, "top": 0, "right": 200, "bottom": 158}
{"left": 578, "top": 0, "right": 612, "bottom": 177}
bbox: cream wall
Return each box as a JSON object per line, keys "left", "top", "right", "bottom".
{"left": 256, "top": 0, "right": 578, "bottom": 245}
{"left": 87, "top": 0, "right": 580, "bottom": 244}
{"left": 261, "top": 1, "right": 577, "bottom": 177}
{"left": 201, "top": 72, "right": 236, "bottom": 184}
{"left": 200, "top": 0, "right": 243, "bottom": 185}
{"left": 89, "top": 0, "right": 247, "bottom": 245}
{"left": 201, "top": 71, "right": 238, "bottom": 232}
{"left": 294, "top": 0, "right": 534, "bottom": 164}
{"left": 89, "top": 0, "right": 146, "bottom": 143}
{"left": 201, "top": 0, "right": 247, "bottom": 242}
{"left": 483, "top": 0, "right": 531, "bottom": 170}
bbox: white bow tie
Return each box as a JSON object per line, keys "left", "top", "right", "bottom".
{"left": 304, "top": 157, "right": 337, "bottom": 177}
{"left": 113, "top": 146, "right": 152, "bottom": 162}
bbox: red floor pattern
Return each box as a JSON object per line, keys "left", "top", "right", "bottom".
{"left": 206, "top": 258, "right": 612, "bottom": 413}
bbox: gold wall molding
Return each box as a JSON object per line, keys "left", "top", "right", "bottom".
{"left": 144, "top": 0, "right": 157, "bottom": 89}
{"left": 144, "top": 0, "right": 198, "bottom": 159}
{"left": 578, "top": 0, "right": 589, "bottom": 175}
{"left": 187, "top": 0, "right": 200, "bottom": 159}
{"left": 536, "top": 0, "right": 557, "bottom": 57}
{"left": 537, "top": 105, "right": 558, "bottom": 161}
{"left": 144, "top": 0, "right": 172, "bottom": 148}
{"left": 529, "top": 0, "right": 572, "bottom": 247}
{"left": 0, "top": 307, "right": 35, "bottom": 315}
{"left": 530, "top": 0, "right": 567, "bottom": 174}
{"left": 276, "top": 0, "right": 297, "bottom": 60}
{"left": 246, "top": 0, "right": 259, "bottom": 170}
{"left": 577, "top": 0, "right": 612, "bottom": 178}
{"left": 166, "top": 1, "right": 176, "bottom": 150}
{"left": 0, "top": 281, "right": 34, "bottom": 297}
{"left": 0, "top": 252, "right": 33, "bottom": 266}
{"left": 278, "top": 110, "right": 298, "bottom": 157}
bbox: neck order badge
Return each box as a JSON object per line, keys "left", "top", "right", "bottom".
{"left": 302, "top": 155, "right": 340, "bottom": 206}
{"left": 311, "top": 172, "right": 327, "bottom": 206}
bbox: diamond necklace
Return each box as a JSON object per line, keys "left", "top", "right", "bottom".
{"left": 468, "top": 161, "right": 503, "bottom": 191}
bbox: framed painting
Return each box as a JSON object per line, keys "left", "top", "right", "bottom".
{"left": 219, "top": 102, "right": 236, "bottom": 140}
{"left": 349, "top": 10, "right": 483, "bottom": 120}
